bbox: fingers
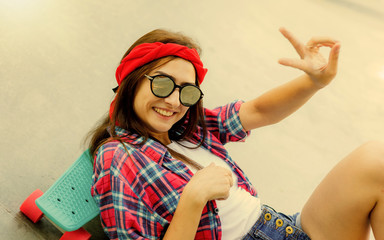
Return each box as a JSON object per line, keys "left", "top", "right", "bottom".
{"left": 278, "top": 58, "right": 306, "bottom": 71}
{"left": 280, "top": 27, "right": 339, "bottom": 55}
{"left": 279, "top": 27, "right": 341, "bottom": 78}
{"left": 326, "top": 42, "right": 341, "bottom": 75}
{"left": 223, "top": 170, "right": 234, "bottom": 185}
{"left": 279, "top": 27, "right": 305, "bottom": 58}
{"left": 307, "top": 37, "right": 338, "bottom": 49}
{"left": 202, "top": 163, "right": 234, "bottom": 198}
{"left": 207, "top": 164, "right": 233, "bottom": 185}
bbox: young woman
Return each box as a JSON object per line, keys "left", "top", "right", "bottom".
{"left": 89, "top": 28, "right": 384, "bottom": 240}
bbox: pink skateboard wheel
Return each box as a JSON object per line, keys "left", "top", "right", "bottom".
{"left": 20, "top": 189, "right": 44, "bottom": 223}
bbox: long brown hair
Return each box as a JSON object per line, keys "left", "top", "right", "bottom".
{"left": 86, "top": 29, "right": 207, "bottom": 169}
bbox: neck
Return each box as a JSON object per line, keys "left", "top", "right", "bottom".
{"left": 151, "top": 132, "right": 171, "bottom": 145}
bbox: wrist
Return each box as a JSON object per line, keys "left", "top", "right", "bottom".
{"left": 164, "top": 184, "right": 206, "bottom": 240}
{"left": 182, "top": 182, "right": 207, "bottom": 209}
{"left": 306, "top": 72, "right": 335, "bottom": 89}
{"left": 303, "top": 74, "right": 328, "bottom": 90}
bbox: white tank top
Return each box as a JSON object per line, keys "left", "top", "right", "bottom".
{"left": 168, "top": 141, "right": 261, "bottom": 240}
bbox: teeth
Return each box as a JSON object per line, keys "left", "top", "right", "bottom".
{"left": 154, "top": 108, "right": 173, "bottom": 117}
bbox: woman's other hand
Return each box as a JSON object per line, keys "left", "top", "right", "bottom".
{"left": 184, "top": 163, "right": 233, "bottom": 206}
{"left": 278, "top": 27, "right": 341, "bottom": 88}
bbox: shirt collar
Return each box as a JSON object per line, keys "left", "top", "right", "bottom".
{"left": 115, "top": 127, "right": 168, "bottom": 165}
{"left": 114, "top": 127, "right": 194, "bottom": 181}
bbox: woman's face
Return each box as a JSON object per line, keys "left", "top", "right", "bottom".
{"left": 133, "top": 58, "right": 196, "bottom": 142}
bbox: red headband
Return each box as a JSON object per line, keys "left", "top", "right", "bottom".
{"left": 115, "top": 42, "right": 207, "bottom": 85}
{"left": 110, "top": 42, "right": 207, "bottom": 122}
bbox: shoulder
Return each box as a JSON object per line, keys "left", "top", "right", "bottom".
{"left": 202, "top": 100, "right": 249, "bottom": 144}
{"left": 95, "top": 140, "right": 137, "bottom": 175}
{"left": 95, "top": 138, "right": 167, "bottom": 177}
{"left": 204, "top": 100, "right": 244, "bottom": 118}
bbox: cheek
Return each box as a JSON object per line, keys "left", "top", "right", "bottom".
{"left": 133, "top": 82, "right": 152, "bottom": 113}
{"left": 133, "top": 96, "right": 151, "bottom": 119}
{"left": 177, "top": 107, "right": 191, "bottom": 122}
{"left": 180, "top": 107, "right": 189, "bottom": 116}
{"left": 132, "top": 101, "right": 140, "bottom": 118}
{"left": 132, "top": 97, "right": 149, "bottom": 124}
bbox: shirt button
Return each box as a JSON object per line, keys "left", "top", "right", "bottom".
{"left": 214, "top": 208, "right": 219, "bottom": 214}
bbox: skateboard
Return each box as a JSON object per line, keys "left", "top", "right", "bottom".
{"left": 20, "top": 150, "right": 100, "bottom": 239}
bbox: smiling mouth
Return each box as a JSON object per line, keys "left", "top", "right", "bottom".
{"left": 153, "top": 107, "right": 174, "bottom": 117}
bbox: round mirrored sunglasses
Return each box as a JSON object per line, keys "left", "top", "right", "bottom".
{"left": 145, "top": 74, "right": 203, "bottom": 107}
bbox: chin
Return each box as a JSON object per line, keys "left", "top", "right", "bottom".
{"left": 151, "top": 125, "right": 173, "bottom": 134}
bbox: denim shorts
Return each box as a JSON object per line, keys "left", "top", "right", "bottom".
{"left": 242, "top": 205, "right": 311, "bottom": 240}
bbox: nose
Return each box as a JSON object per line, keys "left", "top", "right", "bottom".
{"left": 164, "top": 89, "right": 181, "bottom": 107}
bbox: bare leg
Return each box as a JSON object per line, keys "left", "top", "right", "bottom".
{"left": 371, "top": 185, "right": 384, "bottom": 239}
{"left": 300, "top": 141, "right": 384, "bottom": 240}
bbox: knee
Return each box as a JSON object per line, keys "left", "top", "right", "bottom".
{"left": 360, "top": 140, "right": 384, "bottom": 158}
{"left": 356, "top": 140, "right": 384, "bottom": 179}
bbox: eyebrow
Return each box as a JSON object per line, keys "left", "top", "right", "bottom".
{"left": 153, "top": 71, "right": 196, "bottom": 85}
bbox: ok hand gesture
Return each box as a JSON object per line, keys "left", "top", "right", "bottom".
{"left": 278, "top": 27, "right": 341, "bottom": 88}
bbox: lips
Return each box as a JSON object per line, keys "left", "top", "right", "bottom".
{"left": 153, "top": 107, "right": 174, "bottom": 117}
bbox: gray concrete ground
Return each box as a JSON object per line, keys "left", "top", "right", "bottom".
{"left": 1, "top": 0, "right": 383, "bottom": 239}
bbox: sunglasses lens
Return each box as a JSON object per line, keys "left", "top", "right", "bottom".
{"left": 180, "top": 85, "right": 202, "bottom": 106}
{"left": 152, "top": 77, "right": 174, "bottom": 97}
{"left": 149, "top": 75, "right": 202, "bottom": 106}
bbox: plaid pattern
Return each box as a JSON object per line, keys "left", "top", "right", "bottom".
{"left": 91, "top": 100, "right": 257, "bottom": 239}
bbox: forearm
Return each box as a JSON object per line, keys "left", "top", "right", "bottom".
{"left": 240, "top": 74, "right": 322, "bottom": 130}
{"left": 163, "top": 187, "right": 205, "bottom": 240}
{"left": 256, "top": 73, "right": 321, "bottom": 120}
{"left": 163, "top": 163, "right": 232, "bottom": 239}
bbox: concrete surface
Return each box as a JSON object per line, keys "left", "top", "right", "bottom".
{"left": 1, "top": 0, "right": 383, "bottom": 239}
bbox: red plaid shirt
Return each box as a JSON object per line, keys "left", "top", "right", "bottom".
{"left": 91, "top": 100, "right": 257, "bottom": 239}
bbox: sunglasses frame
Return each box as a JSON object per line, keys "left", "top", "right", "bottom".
{"left": 144, "top": 74, "right": 204, "bottom": 107}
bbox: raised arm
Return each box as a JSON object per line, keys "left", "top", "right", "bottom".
{"left": 240, "top": 28, "right": 341, "bottom": 131}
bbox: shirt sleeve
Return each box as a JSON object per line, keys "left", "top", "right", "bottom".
{"left": 92, "top": 143, "right": 167, "bottom": 240}
{"left": 204, "top": 100, "right": 250, "bottom": 144}
{"left": 110, "top": 172, "right": 165, "bottom": 240}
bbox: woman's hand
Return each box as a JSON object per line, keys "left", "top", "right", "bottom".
{"left": 184, "top": 163, "right": 233, "bottom": 207}
{"left": 278, "top": 27, "right": 341, "bottom": 89}
{"left": 164, "top": 163, "right": 232, "bottom": 240}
